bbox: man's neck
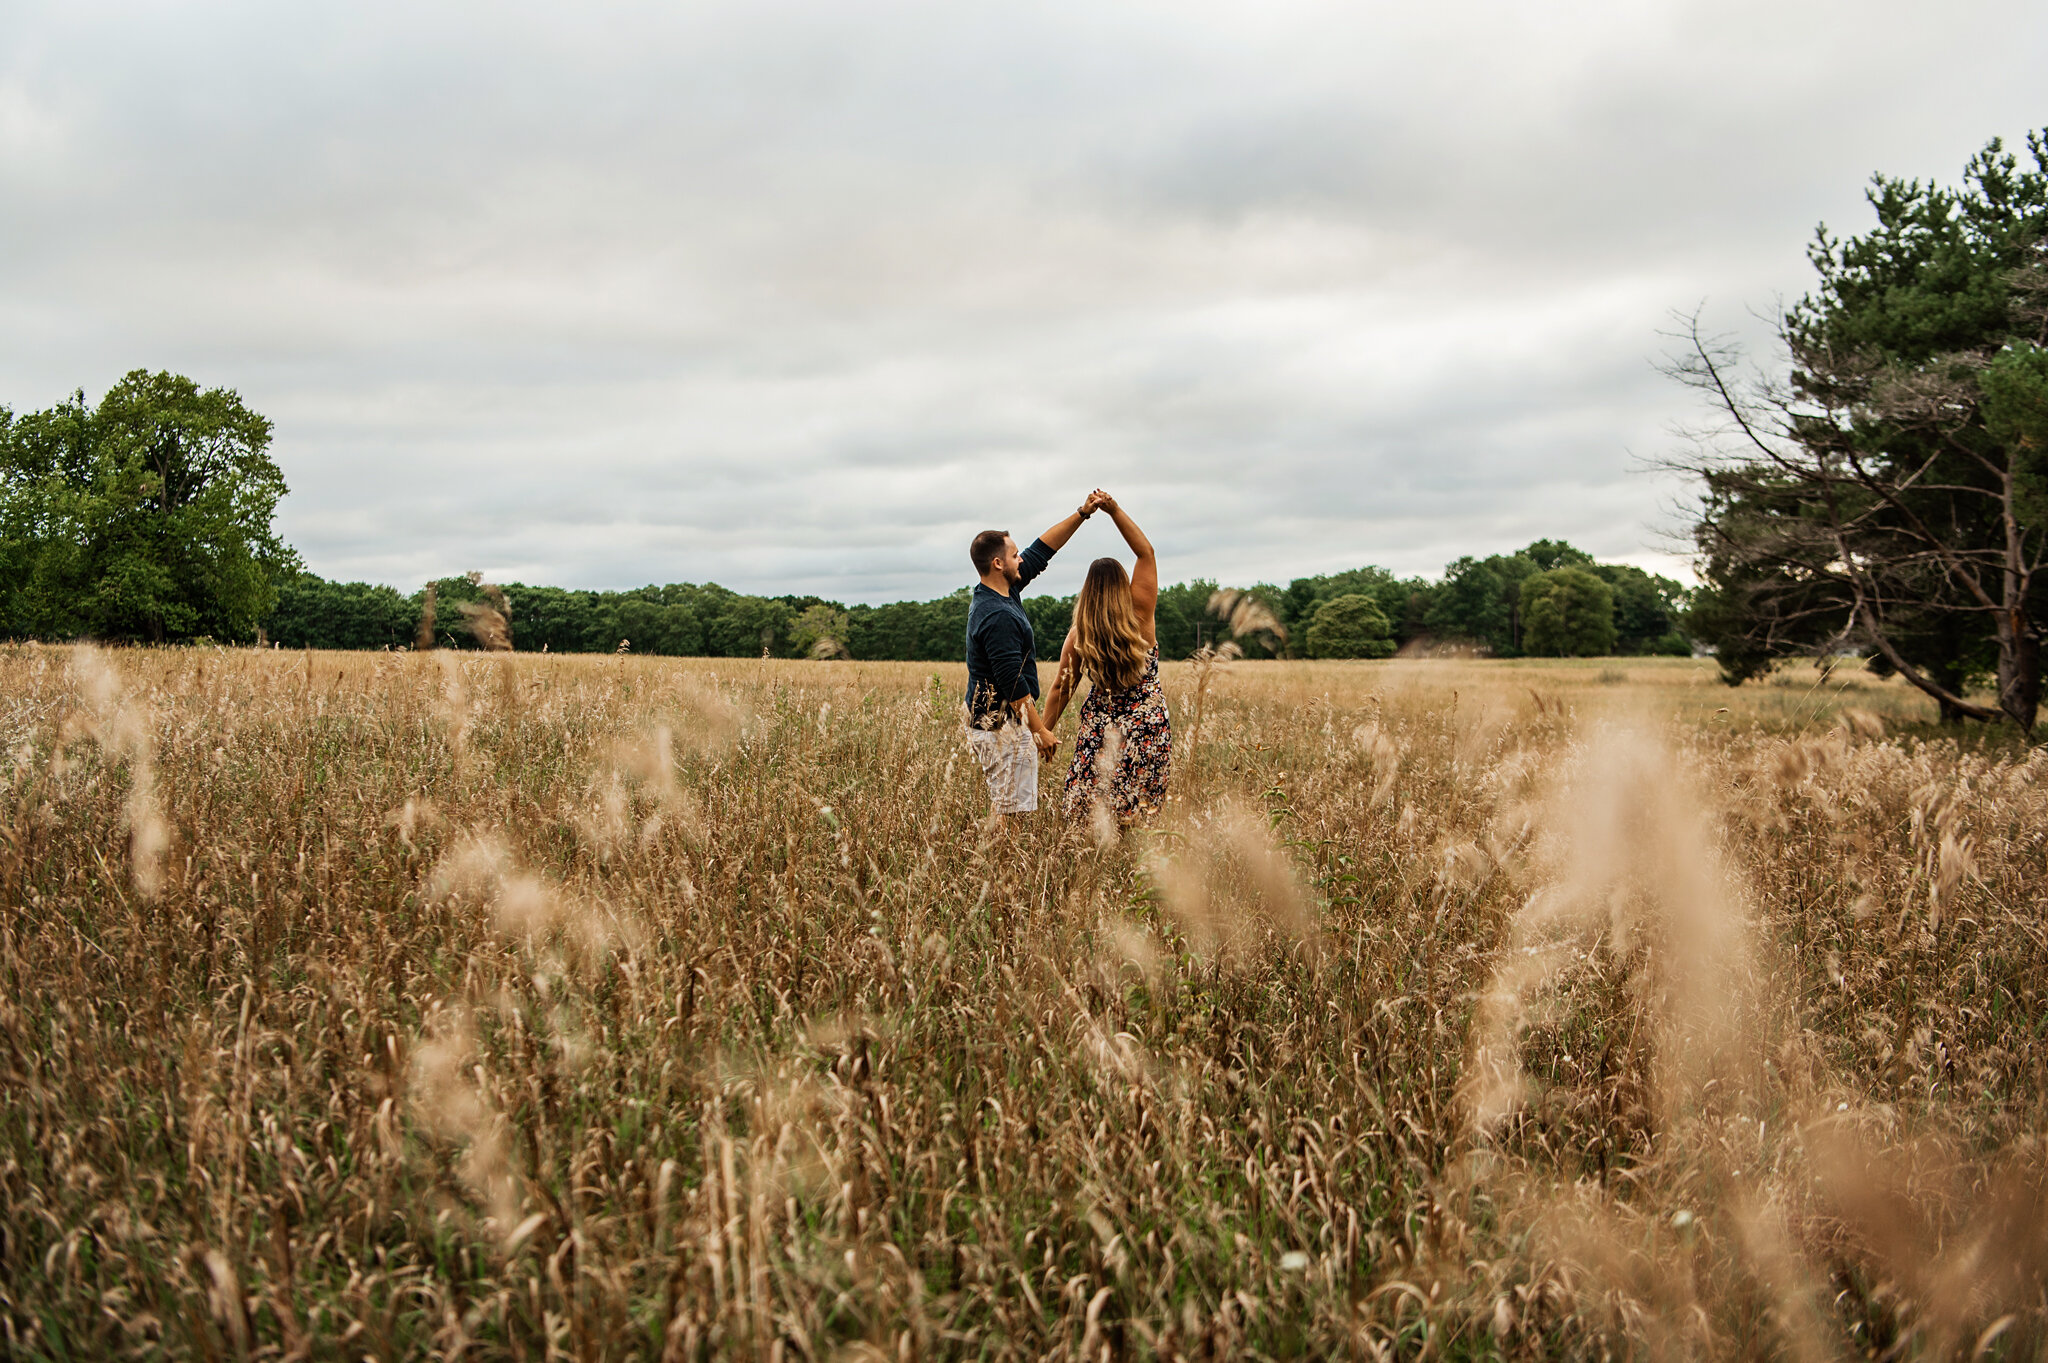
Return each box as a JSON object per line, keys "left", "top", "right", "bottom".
{"left": 978, "top": 572, "right": 1012, "bottom": 595}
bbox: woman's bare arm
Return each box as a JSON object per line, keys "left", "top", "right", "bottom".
{"left": 1093, "top": 491, "right": 1158, "bottom": 646}
{"left": 1042, "top": 629, "right": 1080, "bottom": 729}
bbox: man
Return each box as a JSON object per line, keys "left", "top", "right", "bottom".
{"left": 964, "top": 495, "right": 1100, "bottom": 815}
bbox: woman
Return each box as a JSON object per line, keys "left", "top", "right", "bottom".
{"left": 1042, "top": 490, "right": 1170, "bottom": 825}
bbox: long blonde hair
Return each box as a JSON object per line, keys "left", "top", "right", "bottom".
{"left": 1071, "top": 557, "right": 1151, "bottom": 693}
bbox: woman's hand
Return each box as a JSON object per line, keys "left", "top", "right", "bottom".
{"left": 1089, "top": 488, "right": 1120, "bottom": 516}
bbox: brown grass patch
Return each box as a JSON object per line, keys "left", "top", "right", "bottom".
{"left": 1, "top": 647, "right": 2043, "bottom": 1358}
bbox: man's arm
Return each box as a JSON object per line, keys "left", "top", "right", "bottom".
{"left": 1036, "top": 497, "right": 1098, "bottom": 554}
{"left": 984, "top": 613, "right": 1060, "bottom": 758}
{"left": 1015, "top": 496, "right": 1099, "bottom": 591}
{"left": 1016, "top": 694, "right": 1057, "bottom": 759}
{"left": 979, "top": 615, "right": 1028, "bottom": 715}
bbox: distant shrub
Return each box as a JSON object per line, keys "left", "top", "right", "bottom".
{"left": 1305, "top": 594, "right": 1395, "bottom": 659}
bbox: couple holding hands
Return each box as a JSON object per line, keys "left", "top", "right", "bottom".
{"left": 964, "top": 490, "right": 1168, "bottom": 826}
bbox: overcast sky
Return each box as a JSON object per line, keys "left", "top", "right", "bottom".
{"left": 3, "top": 2, "right": 2044, "bottom": 603}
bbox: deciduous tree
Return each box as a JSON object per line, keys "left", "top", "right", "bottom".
{"left": 1520, "top": 566, "right": 1616, "bottom": 656}
{"left": 0, "top": 371, "right": 294, "bottom": 642}
{"left": 1305, "top": 593, "right": 1395, "bottom": 659}
{"left": 790, "top": 603, "right": 852, "bottom": 658}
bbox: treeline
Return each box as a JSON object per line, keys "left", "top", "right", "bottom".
{"left": 0, "top": 368, "right": 1687, "bottom": 660}
{"left": 1208, "top": 539, "right": 1688, "bottom": 660}
{"left": 261, "top": 573, "right": 1236, "bottom": 662}
{"left": 261, "top": 538, "right": 1689, "bottom": 661}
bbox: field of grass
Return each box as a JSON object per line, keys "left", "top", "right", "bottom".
{"left": 3, "top": 644, "right": 2045, "bottom": 1360}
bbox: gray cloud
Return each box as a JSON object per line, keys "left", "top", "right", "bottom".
{"left": 3, "top": 0, "right": 2045, "bottom": 604}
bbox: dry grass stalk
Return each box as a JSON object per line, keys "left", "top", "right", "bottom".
{"left": 458, "top": 575, "right": 515, "bottom": 652}
{"left": 1179, "top": 590, "right": 1290, "bottom": 793}
{"left": 415, "top": 581, "right": 438, "bottom": 649}
{"left": 2, "top": 647, "right": 2043, "bottom": 1358}
{"left": 63, "top": 646, "right": 169, "bottom": 899}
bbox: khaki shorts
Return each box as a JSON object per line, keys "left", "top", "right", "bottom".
{"left": 964, "top": 718, "right": 1039, "bottom": 814}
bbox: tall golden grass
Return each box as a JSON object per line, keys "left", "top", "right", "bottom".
{"left": 2, "top": 645, "right": 2043, "bottom": 1359}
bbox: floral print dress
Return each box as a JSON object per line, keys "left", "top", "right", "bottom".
{"left": 1063, "top": 646, "right": 1171, "bottom": 822}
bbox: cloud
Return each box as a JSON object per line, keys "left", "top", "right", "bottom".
{"left": 2, "top": 0, "right": 2044, "bottom": 602}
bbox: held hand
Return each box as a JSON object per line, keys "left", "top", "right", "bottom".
{"left": 1033, "top": 727, "right": 1059, "bottom": 761}
{"left": 1089, "top": 487, "right": 1119, "bottom": 516}
{"left": 1078, "top": 490, "right": 1104, "bottom": 519}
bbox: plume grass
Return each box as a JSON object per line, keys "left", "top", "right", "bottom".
{"left": 1, "top": 647, "right": 2042, "bottom": 1358}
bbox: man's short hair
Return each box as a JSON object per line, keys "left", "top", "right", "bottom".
{"left": 970, "top": 529, "right": 1010, "bottom": 577}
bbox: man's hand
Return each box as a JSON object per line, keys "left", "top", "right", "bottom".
{"left": 1079, "top": 490, "right": 1107, "bottom": 518}
{"left": 1089, "top": 488, "right": 1119, "bottom": 516}
{"left": 1033, "top": 727, "right": 1059, "bottom": 761}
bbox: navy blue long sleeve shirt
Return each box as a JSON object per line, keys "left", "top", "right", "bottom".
{"left": 964, "top": 537, "right": 1054, "bottom": 724}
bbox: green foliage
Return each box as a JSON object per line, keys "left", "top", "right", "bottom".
{"left": 266, "top": 573, "right": 415, "bottom": 650}
{"left": 613, "top": 595, "right": 703, "bottom": 657}
{"left": 251, "top": 541, "right": 1682, "bottom": 665}
{"left": 1591, "top": 563, "right": 1691, "bottom": 655}
{"left": 789, "top": 603, "right": 852, "bottom": 658}
{"left": 1022, "top": 595, "right": 1074, "bottom": 660}
{"left": 2, "top": 376, "right": 1691, "bottom": 672}
{"left": 497, "top": 584, "right": 606, "bottom": 653}
{"left": 0, "top": 370, "right": 295, "bottom": 642}
{"left": 1981, "top": 341, "right": 2048, "bottom": 532}
{"left": 505, "top": 583, "right": 781, "bottom": 658}
{"left": 1421, "top": 544, "right": 1640, "bottom": 656}
{"left": 704, "top": 593, "right": 792, "bottom": 658}
{"left": 1680, "top": 586, "right": 1768, "bottom": 684}
{"left": 1265, "top": 565, "right": 1435, "bottom": 658}
{"left": 1685, "top": 132, "right": 2048, "bottom": 721}
{"left": 1791, "top": 136, "right": 2048, "bottom": 363}
{"left": 1155, "top": 578, "right": 1221, "bottom": 658}
{"left": 1523, "top": 538, "right": 1593, "bottom": 571}
{"left": 1427, "top": 555, "right": 1522, "bottom": 654}
{"left": 846, "top": 589, "right": 974, "bottom": 662}
{"left": 1520, "top": 566, "right": 1617, "bottom": 657}
{"left": 1303, "top": 594, "right": 1395, "bottom": 659}
{"left": 1223, "top": 585, "right": 1290, "bottom": 659}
